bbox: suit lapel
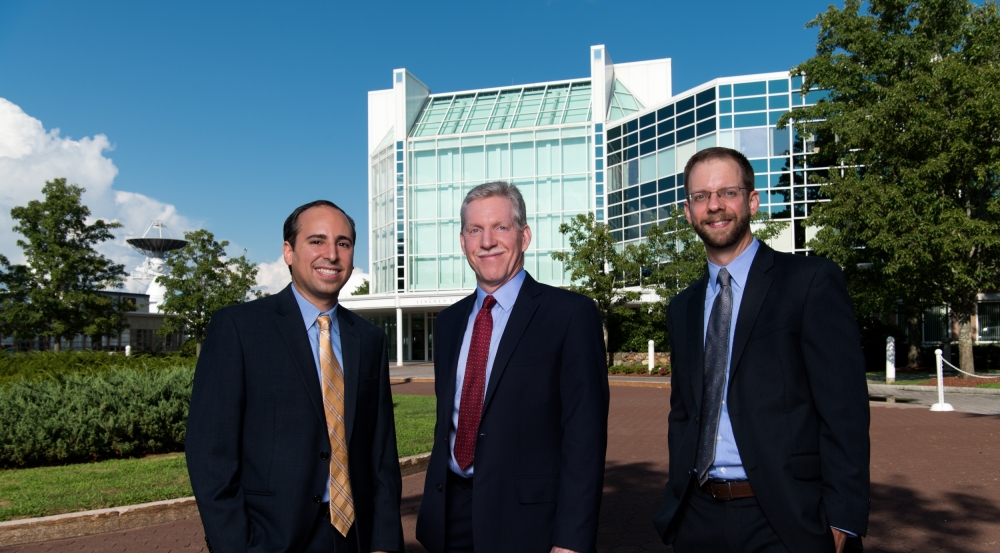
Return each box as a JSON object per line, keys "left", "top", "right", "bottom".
{"left": 337, "top": 306, "right": 360, "bottom": 446}
{"left": 482, "top": 275, "right": 541, "bottom": 414}
{"left": 442, "top": 293, "right": 477, "bottom": 419}
{"left": 688, "top": 274, "right": 708, "bottom": 410}
{"left": 728, "top": 244, "right": 774, "bottom": 388}
{"left": 273, "top": 286, "right": 325, "bottom": 424}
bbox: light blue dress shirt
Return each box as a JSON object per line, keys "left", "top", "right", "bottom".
{"left": 448, "top": 269, "right": 527, "bottom": 476}
{"left": 291, "top": 284, "right": 344, "bottom": 502}
{"left": 703, "top": 238, "right": 759, "bottom": 481}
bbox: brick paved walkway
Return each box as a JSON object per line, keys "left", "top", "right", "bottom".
{"left": 3, "top": 383, "right": 999, "bottom": 552}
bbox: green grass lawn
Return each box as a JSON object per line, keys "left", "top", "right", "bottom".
{"left": 0, "top": 394, "right": 436, "bottom": 522}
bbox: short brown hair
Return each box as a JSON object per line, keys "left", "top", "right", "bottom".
{"left": 682, "top": 147, "right": 755, "bottom": 193}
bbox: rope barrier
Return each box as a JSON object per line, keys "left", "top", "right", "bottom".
{"left": 940, "top": 357, "right": 1000, "bottom": 379}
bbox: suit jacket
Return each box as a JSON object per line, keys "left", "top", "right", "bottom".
{"left": 186, "top": 285, "right": 404, "bottom": 553}
{"left": 653, "top": 243, "right": 870, "bottom": 552}
{"left": 416, "top": 273, "right": 610, "bottom": 553}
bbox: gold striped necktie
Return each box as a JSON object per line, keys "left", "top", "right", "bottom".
{"left": 316, "top": 314, "right": 354, "bottom": 536}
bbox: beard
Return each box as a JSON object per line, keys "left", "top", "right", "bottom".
{"left": 692, "top": 209, "right": 752, "bottom": 250}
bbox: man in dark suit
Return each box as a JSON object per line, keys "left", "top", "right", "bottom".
{"left": 652, "top": 148, "right": 870, "bottom": 553}
{"left": 187, "top": 200, "right": 403, "bottom": 553}
{"left": 416, "top": 181, "right": 609, "bottom": 553}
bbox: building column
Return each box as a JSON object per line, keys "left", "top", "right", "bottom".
{"left": 396, "top": 307, "right": 404, "bottom": 367}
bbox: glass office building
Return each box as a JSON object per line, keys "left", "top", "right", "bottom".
{"left": 341, "top": 45, "right": 829, "bottom": 362}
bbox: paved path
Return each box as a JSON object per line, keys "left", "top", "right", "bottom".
{"left": 3, "top": 383, "right": 999, "bottom": 552}
{"left": 868, "top": 386, "right": 1000, "bottom": 415}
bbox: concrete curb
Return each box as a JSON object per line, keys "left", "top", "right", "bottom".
{"left": 868, "top": 383, "right": 1000, "bottom": 396}
{"left": 609, "top": 379, "right": 671, "bottom": 388}
{"left": 0, "top": 453, "right": 433, "bottom": 547}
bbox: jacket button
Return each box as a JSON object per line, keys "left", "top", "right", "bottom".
{"left": 436, "top": 483, "right": 443, "bottom": 491}
{"left": 694, "top": 417, "right": 700, "bottom": 425}
{"left": 313, "top": 495, "right": 322, "bottom": 503}
{"left": 320, "top": 451, "right": 330, "bottom": 460}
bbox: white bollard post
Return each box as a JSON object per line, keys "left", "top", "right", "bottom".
{"left": 395, "top": 308, "right": 404, "bottom": 367}
{"left": 648, "top": 340, "right": 655, "bottom": 375}
{"left": 125, "top": 345, "right": 131, "bottom": 357}
{"left": 886, "top": 337, "right": 895, "bottom": 384}
{"left": 930, "top": 348, "right": 954, "bottom": 412}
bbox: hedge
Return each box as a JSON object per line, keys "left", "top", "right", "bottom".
{"left": 0, "top": 351, "right": 196, "bottom": 387}
{"left": 0, "top": 366, "right": 193, "bottom": 468}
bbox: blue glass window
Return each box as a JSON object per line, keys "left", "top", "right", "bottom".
{"left": 396, "top": 162, "right": 404, "bottom": 173}
{"left": 609, "top": 205, "right": 622, "bottom": 218}
{"left": 769, "top": 189, "right": 791, "bottom": 203}
{"left": 768, "top": 95, "right": 789, "bottom": 109}
{"left": 719, "top": 84, "right": 732, "bottom": 98}
{"left": 595, "top": 134, "right": 603, "bottom": 145}
{"left": 791, "top": 76, "right": 804, "bottom": 90}
{"left": 677, "top": 96, "right": 695, "bottom": 113}
{"left": 641, "top": 196, "right": 657, "bottom": 210}
{"left": 734, "top": 97, "right": 767, "bottom": 112}
{"left": 658, "top": 119, "right": 675, "bottom": 134}
{"left": 597, "top": 196, "right": 605, "bottom": 208}
{"left": 609, "top": 191, "right": 622, "bottom": 204}
{"left": 794, "top": 204, "right": 806, "bottom": 217}
{"left": 677, "top": 111, "right": 695, "bottom": 128}
{"left": 640, "top": 126, "right": 656, "bottom": 142}
{"left": 696, "top": 88, "right": 716, "bottom": 105}
{"left": 749, "top": 159, "right": 768, "bottom": 174}
{"left": 596, "top": 123, "right": 603, "bottom": 132}
{"left": 641, "top": 208, "right": 656, "bottom": 223}
{"left": 640, "top": 112, "right": 656, "bottom": 128}
{"left": 611, "top": 230, "right": 623, "bottom": 241}
{"left": 595, "top": 146, "right": 603, "bottom": 156}
{"left": 720, "top": 116, "right": 733, "bottom": 129}
{"left": 396, "top": 141, "right": 403, "bottom": 149}
{"left": 626, "top": 146, "right": 638, "bottom": 161}
{"left": 696, "top": 103, "right": 716, "bottom": 121}
{"left": 596, "top": 184, "right": 604, "bottom": 195}
{"left": 657, "top": 105, "right": 675, "bottom": 120}
{"left": 640, "top": 140, "right": 657, "bottom": 155}
{"left": 658, "top": 134, "right": 675, "bottom": 148}
{"left": 805, "top": 90, "right": 829, "bottom": 104}
{"left": 794, "top": 188, "right": 805, "bottom": 202}
{"left": 396, "top": 151, "right": 403, "bottom": 161}
{"left": 608, "top": 126, "right": 622, "bottom": 140}
{"left": 609, "top": 138, "right": 621, "bottom": 153}
{"left": 626, "top": 185, "right": 639, "bottom": 200}
{"left": 770, "top": 157, "right": 789, "bottom": 172}
{"left": 676, "top": 174, "right": 684, "bottom": 189}
{"left": 596, "top": 209, "right": 604, "bottom": 220}
{"left": 659, "top": 190, "right": 676, "bottom": 204}
{"left": 770, "top": 204, "right": 791, "bottom": 219}
{"left": 658, "top": 205, "right": 673, "bottom": 219}
{"left": 755, "top": 175, "right": 769, "bottom": 189}
{"left": 641, "top": 182, "right": 656, "bottom": 196}
{"left": 658, "top": 175, "right": 676, "bottom": 190}
{"left": 625, "top": 201, "right": 639, "bottom": 215}
{"left": 595, "top": 159, "right": 604, "bottom": 170}
{"left": 626, "top": 119, "right": 638, "bottom": 133}
{"left": 627, "top": 159, "right": 639, "bottom": 185}
{"left": 624, "top": 227, "right": 640, "bottom": 240}
{"left": 596, "top": 171, "right": 604, "bottom": 183}
{"left": 609, "top": 217, "right": 622, "bottom": 230}
{"left": 735, "top": 113, "right": 767, "bottom": 127}
{"left": 696, "top": 119, "right": 716, "bottom": 136}
{"left": 768, "top": 79, "right": 789, "bottom": 93}
{"left": 677, "top": 126, "right": 695, "bottom": 142}
{"left": 769, "top": 111, "right": 788, "bottom": 125}
{"left": 719, "top": 100, "right": 732, "bottom": 114}
{"left": 770, "top": 173, "right": 789, "bottom": 187}
{"left": 627, "top": 133, "right": 639, "bottom": 147}
{"left": 734, "top": 81, "right": 767, "bottom": 97}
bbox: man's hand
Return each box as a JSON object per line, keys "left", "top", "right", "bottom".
{"left": 831, "top": 528, "right": 847, "bottom": 553}
{"left": 551, "top": 548, "right": 581, "bottom": 553}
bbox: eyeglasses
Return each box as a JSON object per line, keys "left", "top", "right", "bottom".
{"left": 687, "top": 186, "right": 749, "bottom": 205}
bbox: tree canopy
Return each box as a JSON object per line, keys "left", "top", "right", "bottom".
{"left": 0, "top": 179, "right": 127, "bottom": 351}
{"left": 156, "top": 229, "right": 261, "bottom": 357}
{"left": 781, "top": 0, "right": 1000, "bottom": 373}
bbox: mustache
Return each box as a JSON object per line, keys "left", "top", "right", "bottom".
{"left": 476, "top": 247, "right": 508, "bottom": 257}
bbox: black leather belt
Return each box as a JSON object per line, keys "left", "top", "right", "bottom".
{"left": 448, "top": 470, "right": 474, "bottom": 488}
{"left": 698, "top": 479, "right": 755, "bottom": 500}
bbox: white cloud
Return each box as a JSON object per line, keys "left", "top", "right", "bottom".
{"left": 0, "top": 97, "right": 197, "bottom": 285}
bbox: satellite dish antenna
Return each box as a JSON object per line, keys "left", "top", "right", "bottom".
{"left": 126, "top": 221, "right": 187, "bottom": 313}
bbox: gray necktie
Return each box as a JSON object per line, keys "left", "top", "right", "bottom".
{"left": 695, "top": 268, "right": 733, "bottom": 485}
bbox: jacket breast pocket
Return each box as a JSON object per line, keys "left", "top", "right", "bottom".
{"left": 516, "top": 476, "right": 558, "bottom": 504}
{"left": 790, "top": 453, "right": 821, "bottom": 481}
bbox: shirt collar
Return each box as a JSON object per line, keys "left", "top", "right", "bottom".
{"left": 475, "top": 269, "right": 527, "bottom": 313}
{"left": 291, "top": 283, "right": 339, "bottom": 332}
{"left": 707, "top": 237, "right": 759, "bottom": 293}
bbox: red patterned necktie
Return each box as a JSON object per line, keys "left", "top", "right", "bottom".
{"left": 453, "top": 295, "right": 497, "bottom": 470}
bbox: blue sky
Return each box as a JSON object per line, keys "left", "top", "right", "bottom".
{"left": 0, "top": 0, "right": 837, "bottom": 288}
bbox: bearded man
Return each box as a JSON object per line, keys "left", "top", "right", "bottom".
{"left": 652, "top": 147, "right": 870, "bottom": 553}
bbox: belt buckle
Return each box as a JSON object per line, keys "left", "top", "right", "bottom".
{"left": 711, "top": 481, "right": 735, "bottom": 501}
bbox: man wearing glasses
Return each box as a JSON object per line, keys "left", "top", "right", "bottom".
{"left": 653, "top": 147, "right": 869, "bottom": 552}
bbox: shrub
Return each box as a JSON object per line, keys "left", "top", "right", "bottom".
{"left": 0, "top": 366, "right": 193, "bottom": 468}
{"left": 608, "top": 363, "right": 670, "bottom": 376}
{"left": 0, "top": 351, "right": 195, "bottom": 387}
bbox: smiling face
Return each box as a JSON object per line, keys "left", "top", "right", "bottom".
{"left": 282, "top": 205, "right": 355, "bottom": 311}
{"left": 459, "top": 195, "right": 532, "bottom": 294}
{"left": 683, "top": 157, "right": 760, "bottom": 266}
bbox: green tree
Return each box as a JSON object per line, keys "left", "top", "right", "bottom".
{"left": 0, "top": 254, "right": 39, "bottom": 350}
{"left": 157, "top": 229, "right": 262, "bottom": 357}
{"left": 1, "top": 179, "right": 127, "bottom": 352}
{"left": 351, "top": 279, "right": 370, "bottom": 295}
{"left": 781, "top": 0, "right": 1000, "bottom": 374}
{"left": 551, "top": 213, "right": 646, "bottom": 357}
